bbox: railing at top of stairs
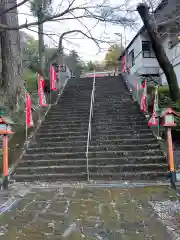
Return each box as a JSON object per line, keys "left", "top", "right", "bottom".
{"left": 86, "top": 69, "right": 96, "bottom": 181}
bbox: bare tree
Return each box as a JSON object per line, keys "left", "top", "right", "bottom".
{"left": 0, "top": 0, "right": 136, "bottom": 30}
{"left": 137, "top": 2, "right": 180, "bottom": 101}
{"left": 30, "top": 0, "right": 53, "bottom": 74}
{"left": 0, "top": 0, "right": 136, "bottom": 111}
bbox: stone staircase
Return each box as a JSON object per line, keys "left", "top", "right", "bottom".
{"left": 88, "top": 76, "right": 167, "bottom": 180}
{"left": 11, "top": 76, "right": 168, "bottom": 182}
{"left": 12, "top": 77, "right": 93, "bottom": 182}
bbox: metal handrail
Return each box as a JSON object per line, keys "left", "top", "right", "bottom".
{"left": 86, "top": 69, "right": 96, "bottom": 181}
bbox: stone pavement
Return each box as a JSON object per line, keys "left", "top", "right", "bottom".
{"left": 0, "top": 182, "right": 179, "bottom": 239}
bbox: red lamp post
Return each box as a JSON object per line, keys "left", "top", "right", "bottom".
{"left": 160, "top": 108, "right": 180, "bottom": 189}
{"left": 0, "top": 116, "right": 14, "bottom": 189}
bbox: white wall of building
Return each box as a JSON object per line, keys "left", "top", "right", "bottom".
{"left": 127, "top": 33, "right": 159, "bottom": 76}
{"left": 127, "top": 35, "right": 142, "bottom": 74}
{"left": 160, "top": 36, "right": 180, "bottom": 85}
{"left": 125, "top": 29, "right": 180, "bottom": 86}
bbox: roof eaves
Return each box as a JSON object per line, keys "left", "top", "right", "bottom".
{"left": 118, "top": 26, "right": 144, "bottom": 60}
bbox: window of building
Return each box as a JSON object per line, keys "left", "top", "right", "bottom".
{"left": 142, "top": 41, "right": 155, "bottom": 58}
{"left": 128, "top": 50, "right": 135, "bottom": 67}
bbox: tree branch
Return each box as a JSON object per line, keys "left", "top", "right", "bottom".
{"left": 0, "top": 0, "right": 30, "bottom": 16}
{"left": 0, "top": 2, "right": 136, "bottom": 30}
{"left": 69, "top": 12, "right": 100, "bottom": 50}
{"left": 0, "top": 0, "right": 77, "bottom": 30}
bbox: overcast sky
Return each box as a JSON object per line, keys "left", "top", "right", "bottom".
{"left": 18, "top": 0, "right": 146, "bottom": 62}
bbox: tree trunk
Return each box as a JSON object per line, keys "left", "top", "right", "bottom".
{"left": 137, "top": 3, "right": 180, "bottom": 101}
{"left": 38, "top": 0, "right": 45, "bottom": 76}
{"left": 0, "top": 0, "right": 24, "bottom": 110}
{"left": 38, "top": 21, "right": 45, "bottom": 75}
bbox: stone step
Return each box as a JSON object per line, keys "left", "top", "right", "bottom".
{"left": 88, "top": 156, "right": 167, "bottom": 165}
{"left": 30, "top": 140, "right": 87, "bottom": 147}
{"left": 35, "top": 133, "right": 153, "bottom": 143}
{"left": 36, "top": 135, "right": 87, "bottom": 142}
{"left": 95, "top": 94, "right": 130, "bottom": 97}
{"left": 61, "top": 94, "right": 86, "bottom": 97}
{"left": 91, "top": 129, "right": 152, "bottom": 135}
{"left": 92, "top": 133, "right": 154, "bottom": 141}
{"left": 45, "top": 116, "right": 89, "bottom": 121}
{"left": 89, "top": 171, "right": 168, "bottom": 181}
{"left": 12, "top": 171, "right": 168, "bottom": 182}
{"left": 62, "top": 85, "right": 91, "bottom": 87}
{"left": 58, "top": 99, "right": 90, "bottom": 103}
{"left": 26, "top": 146, "right": 86, "bottom": 154}
{"left": 40, "top": 122, "right": 89, "bottom": 129}
{"left": 43, "top": 119, "right": 89, "bottom": 125}
{"left": 93, "top": 111, "right": 143, "bottom": 115}
{"left": 37, "top": 125, "right": 149, "bottom": 134}
{"left": 62, "top": 91, "right": 92, "bottom": 94}
{"left": 91, "top": 125, "right": 150, "bottom": 131}
{"left": 50, "top": 108, "right": 90, "bottom": 112}
{"left": 92, "top": 120, "right": 148, "bottom": 126}
{"left": 22, "top": 149, "right": 163, "bottom": 161}
{"left": 36, "top": 131, "right": 87, "bottom": 137}
{"left": 31, "top": 138, "right": 157, "bottom": 147}
{"left": 19, "top": 158, "right": 86, "bottom": 167}
{"left": 95, "top": 93, "right": 130, "bottom": 96}
{"left": 91, "top": 138, "right": 158, "bottom": 145}
{"left": 55, "top": 97, "right": 91, "bottom": 101}
{"left": 14, "top": 163, "right": 168, "bottom": 175}
{"left": 36, "top": 128, "right": 152, "bottom": 137}
{"left": 23, "top": 152, "right": 86, "bottom": 160}
{"left": 18, "top": 155, "right": 167, "bottom": 168}
{"left": 93, "top": 109, "right": 140, "bottom": 113}
{"left": 47, "top": 110, "right": 89, "bottom": 115}
{"left": 55, "top": 102, "right": 134, "bottom": 107}
{"left": 42, "top": 117, "right": 147, "bottom": 125}
{"left": 60, "top": 95, "right": 91, "bottom": 98}
{"left": 26, "top": 143, "right": 160, "bottom": 154}
{"left": 93, "top": 111, "right": 144, "bottom": 116}
{"left": 89, "top": 143, "right": 160, "bottom": 152}
{"left": 91, "top": 114, "right": 145, "bottom": 119}
{"left": 94, "top": 100, "right": 133, "bottom": 104}
{"left": 12, "top": 172, "right": 87, "bottom": 182}
{"left": 39, "top": 122, "right": 148, "bottom": 130}
{"left": 37, "top": 127, "right": 88, "bottom": 134}
{"left": 94, "top": 94, "right": 131, "bottom": 98}
{"left": 59, "top": 95, "right": 91, "bottom": 98}
{"left": 93, "top": 105, "right": 139, "bottom": 110}
{"left": 88, "top": 149, "right": 164, "bottom": 158}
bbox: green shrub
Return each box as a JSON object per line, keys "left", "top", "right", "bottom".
{"left": 158, "top": 85, "right": 169, "bottom": 95}
{"left": 23, "top": 69, "right": 38, "bottom": 93}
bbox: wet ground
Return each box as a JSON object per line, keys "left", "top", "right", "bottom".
{"left": 0, "top": 182, "right": 179, "bottom": 239}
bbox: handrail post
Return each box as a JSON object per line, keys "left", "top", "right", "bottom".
{"left": 86, "top": 68, "right": 96, "bottom": 181}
